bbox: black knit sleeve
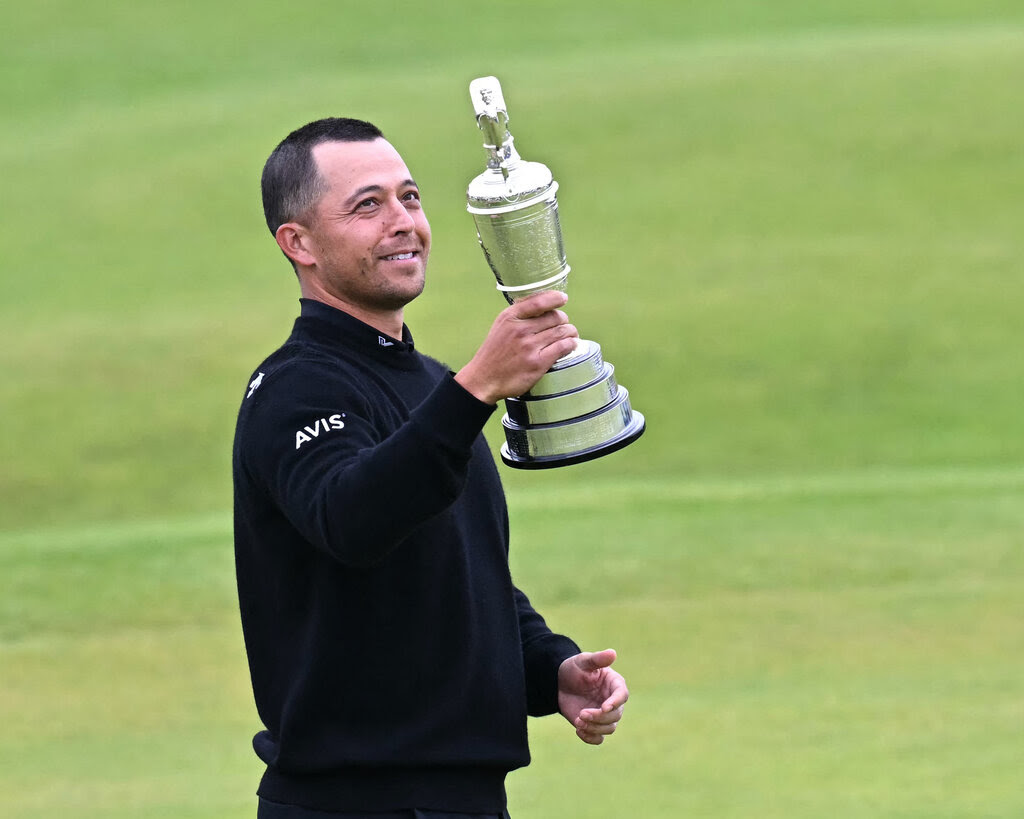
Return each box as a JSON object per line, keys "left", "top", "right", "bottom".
{"left": 514, "top": 587, "right": 581, "bottom": 717}
{"left": 238, "top": 358, "right": 495, "bottom": 567}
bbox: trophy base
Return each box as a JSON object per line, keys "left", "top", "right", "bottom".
{"left": 500, "top": 408, "right": 645, "bottom": 469}
{"left": 497, "top": 338, "right": 646, "bottom": 469}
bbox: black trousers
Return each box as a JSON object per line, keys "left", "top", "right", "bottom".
{"left": 257, "top": 798, "right": 511, "bottom": 819}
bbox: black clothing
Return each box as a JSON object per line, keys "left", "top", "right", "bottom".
{"left": 233, "top": 299, "right": 579, "bottom": 813}
{"left": 257, "top": 797, "right": 510, "bottom": 818}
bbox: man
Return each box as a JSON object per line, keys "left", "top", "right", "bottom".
{"left": 233, "top": 117, "right": 628, "bottom": 818}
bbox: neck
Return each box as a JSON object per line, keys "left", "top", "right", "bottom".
{"left": 299, "top": 284, "right": 405, "bottom": 341}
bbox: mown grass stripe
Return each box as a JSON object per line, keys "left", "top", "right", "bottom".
{"left": 2, "top": 463, "right": 1022, "bottom": 552}
{"left": 512, "top": 464, "right": 1024, "bottom": 508}
{"left": 0, "top": 512, "right": 232, "bottom": 554}
{"left": 3, "top": 20, "right": 1022, "bottom": 161}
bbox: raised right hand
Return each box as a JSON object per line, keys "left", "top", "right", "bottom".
{"left": 454, "top": 290, "right": 579, "bottom": 405}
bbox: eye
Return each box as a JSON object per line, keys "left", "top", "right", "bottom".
{"left": 402, "top": 190, "right": 421, "bottom": 205}
{"left": 356, "top": 197, "right": 379, "bottom": 210}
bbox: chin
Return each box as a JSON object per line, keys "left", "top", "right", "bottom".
{"left": 381, "top": 282, "right": 426, "bottom": 311}
{"left": 399, "top": 274, "right": 427, "bottom": 302}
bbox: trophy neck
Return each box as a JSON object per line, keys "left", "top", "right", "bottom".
{"left": 477, "top": 115, "right": 520, "bottom": 179}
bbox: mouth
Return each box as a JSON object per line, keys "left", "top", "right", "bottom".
{"left": 381, "top": 251, "right": 418, "bottom": 262}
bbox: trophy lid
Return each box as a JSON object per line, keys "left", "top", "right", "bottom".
{"left": 467, "top": 75, "right": 554, "bottom": 206}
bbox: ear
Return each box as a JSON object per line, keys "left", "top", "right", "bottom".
{"left": 275, "top": 222, "right": 318, "bottom": 268}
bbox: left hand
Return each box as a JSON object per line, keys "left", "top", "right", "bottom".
{"left": 557, "top": 649, "right": 629, "bottom": 745}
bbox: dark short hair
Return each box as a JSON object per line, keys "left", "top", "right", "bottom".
{"left": 261, "top": 117, "right": 384, "bottom": 235}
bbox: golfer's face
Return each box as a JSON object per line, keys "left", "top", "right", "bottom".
{"left": 303, "top": 138, "right": 431, "bottom": 313}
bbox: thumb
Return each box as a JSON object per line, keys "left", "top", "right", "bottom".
{"left": 577, "top": 648, "right": 617, "bottom": 672}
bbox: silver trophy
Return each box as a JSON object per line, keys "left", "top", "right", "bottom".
{"left": 466, "top": 76, "right": 645, "bottom": 468}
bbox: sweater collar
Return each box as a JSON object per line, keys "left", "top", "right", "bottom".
{"left": 294, "top": 298, "right": 419, "bottom": 364}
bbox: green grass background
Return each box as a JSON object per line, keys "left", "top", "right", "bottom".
{"left": 2, "top": 1, "right": 1023, "bottom": 816}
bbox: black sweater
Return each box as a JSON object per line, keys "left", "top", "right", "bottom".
{"left": 232, "top": 299, "right": 580, "bottom": 813}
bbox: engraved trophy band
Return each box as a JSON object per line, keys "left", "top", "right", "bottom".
{"left": 466, "top": 76, "right": 645, "bottom": 468}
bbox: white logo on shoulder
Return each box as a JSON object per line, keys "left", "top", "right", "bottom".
{"left": 295, "top": 413, "right": 346, "bottom": 450}
{"left": 246, "top": 371, "right": 265, "bottom": 398}
{"left": 378, "top": 336, "right": 395, "bottom": 347}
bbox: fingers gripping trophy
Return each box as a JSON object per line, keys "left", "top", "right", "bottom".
{"left": 466, "top": 76, "right": 646, "bottom": 468}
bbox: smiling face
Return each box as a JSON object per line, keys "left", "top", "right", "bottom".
{"left": 278, "top": 138, "right": 431, "bottom": 333}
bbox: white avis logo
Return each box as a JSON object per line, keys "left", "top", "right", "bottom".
{"left": 295, "top": 414, "right": 346, "bottom": 450}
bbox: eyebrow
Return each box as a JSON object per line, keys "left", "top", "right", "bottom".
{"left": 344, "top": 179, "right": 419, "bottom": 207}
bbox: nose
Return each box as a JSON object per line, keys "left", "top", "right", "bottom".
{"left": 384, "top": 196, "right": 417, "bottom": 234}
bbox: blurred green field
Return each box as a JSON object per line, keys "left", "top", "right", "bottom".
{"left": 2, "top": 2, "right": 1023, "bottom": 817}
